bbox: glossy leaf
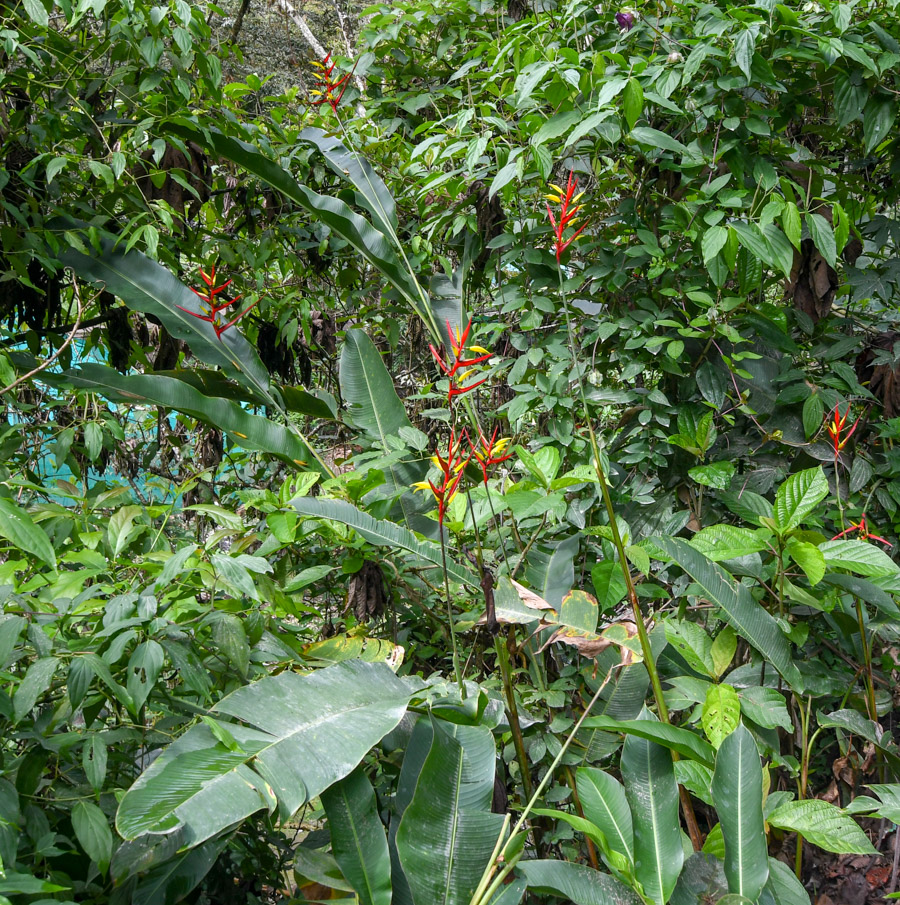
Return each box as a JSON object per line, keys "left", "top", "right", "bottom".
{"left": 702, "top": 683, "right": 741, "bottom": 749}
{"left": 53, "top": 218, "right": 274, "bottom": 406}
{"left": 620, "top": 715, "right": 683, "bottom": 905}
{"left": 322, "top": 768, "right": 392, "bottom": 905}
{"left": 576, "top": 767, "right": 634, "bottom": 862}
{"left": 517, "top": 860, "right": 642, "bottom": 905}
{"left": 710, "top": 723, "right": 768, "bottom": 900}
{"left": 0, "top": 497, "right": 56, "bottom": 569}
{"left": 767, "top": 799, "right": 876, "bottom": 854}
{"left": 773, "top": 467, "right": 828, "bottom": 534}
{"left": 116, "top": 661, "right": 411, "bottom": 845}
{"left": 582, "top": 714, "right": 716, "bottom": 768}
{"left": 395, "top": 719, "right": 504, "bottom": 905}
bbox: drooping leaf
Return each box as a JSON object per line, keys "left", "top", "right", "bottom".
{"left": 767, "top": 799, "right": 876, "bottom": 854}
{"left": 58, "top": 364, "right": 324, "bottom": 471}
{"left": 290, "top": 497, "right": 476, "bottom": 587}
{"left": 651, "top": 537, "right": 802, "bottom": 689}
{"left": 582, "top": 714, "right": 716, "bottom": 768}
{"left": 116, "top": 661, "right": 411, "bottom": 846}
{"left": 53, "top": 218, "right": 274, "bottom": 406}
{"left": 710, "top": 724, "right": 769, "bottom": 900}
{"left": 517, "top": 860, "right": 642, "bottom": 905}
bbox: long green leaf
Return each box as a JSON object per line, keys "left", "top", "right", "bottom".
{"left": 575, "top": 767, "right": 634, "bottom": 863}
{"left": 290, "top": 497, "right": 476, "bottom": 586}
{"left": 710, "top": 723, "right": 768, "bottom": 900}
{"left": 517, "top": 860, "right": 642, "bottom": 905}
{"left": 52, "top": 218, "right": 274, "bottom": 406}
{"left": 766, "top": 799, "right": 876, "bottom": 854}
{"left": 165, "top": 121, "right": 423, "bottom": 306}
{"left": 620, "top": 715, "right": 683, "bottom": 905}
{"left": 298, "top": 127, "right": 398, "bottom": 236}
{"left": 523, "top": 535, "right": 579, "bottom": 610}
{"left": 59, "top": 364, "right": 322, "bottom": 470}
{"left": 116, "top": 661, "right": 411, "bottom": 845}
{"left": 758, "top": 857, "right": 811, "bottom": 905}
{"left": 651, "top": 536, "right": 802, "bottom": 689}
{"left": 395, "top": 719, "right": 504, "bottom": 905}
{"left": 322, "top": 768, "right": 392, "bottom": 905}
{"left": 340, "top": 330, "right": 431, "bottom": 533}
{"left": 581, "top": 715, "right": 716, "bottom": 768}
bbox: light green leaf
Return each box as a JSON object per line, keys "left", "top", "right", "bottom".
{"left": 806, "top": 213, "right": 837, "bottom": 270}
{"left": 702, "top": 684, "right": 741, "bottom": 749}
{"left": 774, "top": 467, "right": 828, "bottom": 534}
{"left": 820, "top": 539, "right": 900, "bottom": 577}
{"left": 517, "top": 860, "right": 641, "bottom": 905}
{"left": 786, "top": 540, "right": 826, "bottom": 586}
{"left": 576, "top": 767, "right": 634, "bottom": 862}
{"left": 767, "top": 799, "right": 876, "bottom": 854}
{"left": 14, "top": 657, "right": 59, "bottom": 724}
{"left": 583, "top": 714, "right": 716, "bottom": 768}
{"left": 630, "top": 126, "right": 688, "bottom": 154}
{"left": 623, "top": 78, "right": 644, "bottom": 131}
{"left": 0, "top": 498, "right": 56, "bottom": 569}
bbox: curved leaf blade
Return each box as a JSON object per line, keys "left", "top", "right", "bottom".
{"left": 59, "top": 364, "right": 322, "bottom": 470}
{"left": 517, "top": 860, "right": 642, "bottom": 905}
{"left": 575, "top": 767, "right": 634, "bottom": 863}
{"left": 710, "top": 723, "right": 769, "bottom": 900}
{"left": 0, "top": 497, "right": 56, "bottom": 569}
{"left": 165, "top": 122, "right": 422, "bottom": 306}
{"left": 53, "top": 218, "right": 273, "bottom": 405}
{"left": 290, "top": 497, "right": 476, "bottom": 586}
{"left": 581, "top": 715, "right": 716, "bottom": 768}
{"left": 620, "top": 717, "right": 683, "bottom": 905}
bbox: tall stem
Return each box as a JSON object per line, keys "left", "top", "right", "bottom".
{"left": 439, "top": 527, "right": 465, "bottom": 698}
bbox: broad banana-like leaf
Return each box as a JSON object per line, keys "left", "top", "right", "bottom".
{"left": 132, "top": 837, "right": 227, "bottom": 905}
{"left": 575, "top": 767, "right": 634, "bottom": 863}
{"left": 52, "top": 218, "right": 275, "bottom": 407}
{"left": 430, "top": 270, "right": 465, "bottom": 352}
{"left": 620, "top": 713, "right": 683, "bottom": 905}
{"left": 517, "top": 860, "right": 642, "bottom": 905}
{"left": 322, "top": 768, "right": 392, "bottom": 905}
{"left": 758, "top": 857, "right": 811, "bottom": 905}
{"left": 669, "top": 852, "right": 727, "bottom": 905}
{"left": 152, "top": 370, "right": 337, "bottom": 421}
{"left": 290, "top": 497, "right": 477, "bottom": 587}
{"left": 710, "top": 723, "right": 768, "bottom": 901}
{"left": 389, "top": 719, "right": 435, "bottom": 905}
{"left": 298, "top": 127, "right": 398, "bottom": 237}
{"left": 164, "top": 121, "right": 423, "bottom": 307}
{"left": 651, "top": 536, "right": 802, "bottom": 690}
{"left": 340, "top": 329, "right": 433, "bottom": 533}
{"left": 116, "top": 661, "right": 411, "bottom": 846}
{"left": 59, "top": 364, "right": 324, "bottom": 471}
{"left": 395, "top": 719, "right": 504, "bottom": 905}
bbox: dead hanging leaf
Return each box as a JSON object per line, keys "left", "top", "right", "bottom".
{"left": 856, "top": 331, "right": 900, "bottom": 417}
{"left": 786, "top": 238, "right": 837, "bottom": 323}
{"left": 541, "top": 620, "right": 642, "bottom": 665}
{"left": 511, "top": 579, "right": 555, "bottom": 612}
{"left": 346, "top": 560, "right": 389, "bottom": 623}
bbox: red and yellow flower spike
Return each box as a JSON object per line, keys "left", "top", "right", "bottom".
{"left": 545, "top": 171, "right": 588, "bottom": 262}
{"left": 470, "top": 427, "right": 513, "bottom": 483}
{"left": 832, "top": 513, "right": 891, "bottom": 547}
{"left": 177, "top": 264, "right": 260, "bottom": 340}
{"left": 430, "top": 318, "right": 492, "bottom": 404}
{"left": 413, "top": 429, "right": 471, "bottom": 524}
{"left": 309, "top": 52, "right": 356, "bottom": 112}
{"left": 825, "top": 403, "right": 859, "bottom": 456}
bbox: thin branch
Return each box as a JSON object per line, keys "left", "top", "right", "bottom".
{"left": 0, "top": 277, "right": 85, "bottom": 397}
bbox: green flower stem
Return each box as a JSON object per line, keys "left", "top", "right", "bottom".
{"left": 468, "top": 670, "right": 615, "bottom": 905}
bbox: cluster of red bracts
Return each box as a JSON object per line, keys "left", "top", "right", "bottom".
{"left": 545, "top": 172, "right": 588, "bottom": 262}
{"left": 177, "top": 265, "right": 259, "bottom": 339}
{"left": 309, "top": 53, "right": 355, "bottom": 113}
{"left": 832, "top": 513, "right": 891, "bottom": 547}
{"left": 825, "top": 403, "right": 859, "bottom": 457}
{"left": 430, "top": 318, "right": 491, "bottom": 404}
{"left": 414, "top": 427, "right": 512, "bottom": 524}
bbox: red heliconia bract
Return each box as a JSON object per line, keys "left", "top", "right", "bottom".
{"left": 176, "top": 264, "right": 259, "bottom": 340}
